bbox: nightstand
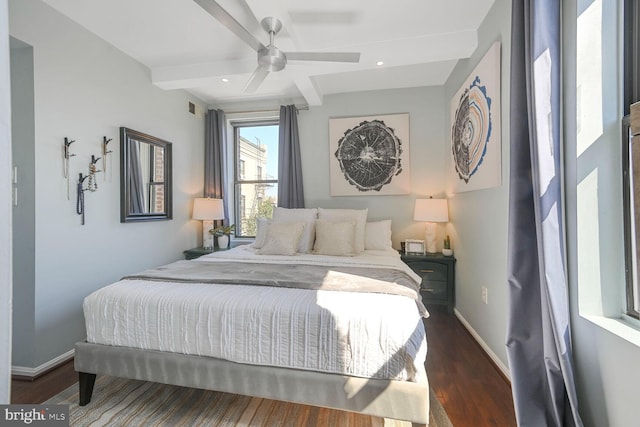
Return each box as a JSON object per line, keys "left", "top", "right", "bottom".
{"left": 401, "top": 252, "right": 456, "bottom": 313}
{"left": 183, "top": 247, "right": 226, "bottom": 260}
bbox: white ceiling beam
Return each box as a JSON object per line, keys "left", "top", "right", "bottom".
{"left": 294, "top": 76, "right": 322, "bottom": 106}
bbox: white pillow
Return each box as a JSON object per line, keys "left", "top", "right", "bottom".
{"left": 272, "top": 207, "right": 318, "bottom": 253}
{"left": 317, "top": 208, "right": 368, "bottom": 253}
{"left": 313, "top": 220, "right": 356, "bottom": 256}
{"left": 253, "top": 217, "right": 270, "bottom": 249}
{"left": 365, "top": 220, "right": 393, "bottom": 250}
{"left": 257, "top": 221, "right": 306, "bottom": 256}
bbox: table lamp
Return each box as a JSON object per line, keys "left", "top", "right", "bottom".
{"left": 192, "top": 198, "right": 224, "bottom": 249}
{"left": 414, "top": 198, "right": 449, "bottom": 253}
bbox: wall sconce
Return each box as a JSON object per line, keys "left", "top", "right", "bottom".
{"left": 192, "top": 198, "right": 224, "bottom": 249}
{"left": 414, "top": 198, "right": 449, "bottom": 253}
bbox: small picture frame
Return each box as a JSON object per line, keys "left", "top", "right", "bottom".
{"left": 405, "top": 239, "right": 426, "bottom": 255}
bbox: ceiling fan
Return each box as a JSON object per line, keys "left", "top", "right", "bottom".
{"left": 193, "top": 0, "right": 361, "bottom": 92}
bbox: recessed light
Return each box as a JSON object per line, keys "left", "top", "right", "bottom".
{"left": 221, "top": 78, "right": 229, "bottom": 83}
{"left": 376, "top": 61, "right": 384, "bottom": 66}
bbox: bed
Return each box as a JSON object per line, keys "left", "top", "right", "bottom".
{"left": 74, "top": 208, "right": 431, "bottom": 426}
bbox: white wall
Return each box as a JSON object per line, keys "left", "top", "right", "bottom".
{"left": 442, "top": 0, "right": 512, "bottom": 368}
{"left": 9, "top": 0, "right": 206, "bottom": 368}
{"left": 10, "top": 38, "right": 35, "bottom": 367}
{"left": 0, "top": 0, "right": 13, "bottom": 403}
{"left": 298, "top": 86, "right": 448, "bottom": 248}
{"left": 564, "top": 0, "right": 640, "bottom": 426}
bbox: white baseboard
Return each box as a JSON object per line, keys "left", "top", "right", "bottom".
{"left": 453, "top": 309, "right": 511, "bottom": 381}
{"left": 12, "top": 349, "right": 74, "bottom": 378}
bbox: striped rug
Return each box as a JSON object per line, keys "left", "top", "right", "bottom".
{"left": 46, "top": 375, "right": 452, "bottom": 426}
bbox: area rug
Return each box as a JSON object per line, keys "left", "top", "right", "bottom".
{"left": 46, "top": 376, "right": 453, "bottom": 426}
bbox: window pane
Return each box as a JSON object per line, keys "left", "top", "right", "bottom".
{"left": 622, "top": 1, "right": 640, "bottom": 319}
{"left": 624, "top": 114, "right": 640, "bottom": 319}
{"left": 234, "top": 123, "right": 279, "bottom": 236}
{"left": 152, "top": 146, "right": 164, "bottom": 182}
{"left": 235, "top": 183, "right": 277, "bottom": 236}
{"left": 149, "top": 184, "right": 164, "bottom": 213}
{"left": 632, "top": 119, "right": 640, "bottom": 315}
{"left": 237, "top": 125, "right": 279, "bottom": 182}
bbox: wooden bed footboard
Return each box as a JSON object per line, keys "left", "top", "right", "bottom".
{"left": 74, "top": 341, "right": 429, "bottom": 426}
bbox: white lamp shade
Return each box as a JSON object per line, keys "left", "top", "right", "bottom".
{"left": 413, "top": 198, "right": 449, "bottom": 222}
{"left": 192, "top": 198, "right": 224, "bottom": 220}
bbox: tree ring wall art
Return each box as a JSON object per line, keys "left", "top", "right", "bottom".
{"left": 329, "top": 113, "right": 411, "bottom": 196}
{"left": 450, "top": 41, "right": 502, "bottom": 193}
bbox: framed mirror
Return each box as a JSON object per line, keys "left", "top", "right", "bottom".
{"left": 120, "top": 127, "right": 173, "bottom": 222}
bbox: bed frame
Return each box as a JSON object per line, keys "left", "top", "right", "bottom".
{"left": 75, "top": 341, "right": 429, "bottom": 426}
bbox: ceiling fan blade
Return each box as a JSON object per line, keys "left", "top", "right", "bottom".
{"left": 235, "top": 0, "right": 263, "bottom": 36}
{"left": 242, "top": 67, "right": 269, "bottom": 93}
{"left": 193, "top": 0, "right": 265, "bottom": 52}
{"left": 285, "top": 52, "right": 361, "bottom": 63}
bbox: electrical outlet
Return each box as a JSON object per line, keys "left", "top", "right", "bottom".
{"left": 481, "top": 286, "right": 488, "bottom": 304}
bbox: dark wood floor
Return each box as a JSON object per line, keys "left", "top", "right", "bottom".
{"left": 425, "top": 306, "right": 516, "bottom": 426}
{"left": 11, "top": 305, "right": 516, "bottom": 426}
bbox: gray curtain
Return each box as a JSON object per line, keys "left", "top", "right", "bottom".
{"left": 506, "top": 1, "right": 583, "bottom": 426}
{"left": 128, "top": 140, "right": 145, "bottom": 214}
{"left": 204, "top": 109, "right": 228, "bottom": 222}
{"left": 277, "top": 105, "right": 305, "bottom": 208}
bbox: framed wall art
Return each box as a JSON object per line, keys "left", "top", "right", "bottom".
{"left": 450, "top": 41, "right": 502, "bottom": 193}
{"left": 329, "top": 113, "right": 411, "bottom": 196}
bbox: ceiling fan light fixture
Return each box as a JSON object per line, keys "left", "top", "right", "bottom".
{"left": 377, "top": 61, "right": 384, "bottom": 66}
{"left": 221, "top": 78, "right": 229, "bottom": 83}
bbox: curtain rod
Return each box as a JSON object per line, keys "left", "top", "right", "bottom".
{"left": 222, "top": 105, "right": 309, "bottom": 115}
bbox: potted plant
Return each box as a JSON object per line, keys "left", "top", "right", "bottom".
{"left": 210, "top": 224, "right": 235, "bottom": 249}
{"left": 442, "top": 235, "right": 453, "bottom": 256}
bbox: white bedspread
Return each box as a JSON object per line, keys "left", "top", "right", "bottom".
{"left": 83, "top": 246, "right": 428, "bottom": 382}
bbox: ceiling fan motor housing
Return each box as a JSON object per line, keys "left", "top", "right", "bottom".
{"left": 258, "top": 45, "right": 287, "bottom": 72}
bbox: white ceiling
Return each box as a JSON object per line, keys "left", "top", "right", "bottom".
{"left": 42, "top": 0, "right": 495, "bottom": 108}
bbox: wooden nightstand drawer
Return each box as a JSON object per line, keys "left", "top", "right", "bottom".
{"left": 420, "top": 280, "right": 448, "bottom": 300}
{"left": 405, "top": 261, "right": 448, "bottom": 282}
{"left": 401, "top": 252, "right": 456, "bottom": 313}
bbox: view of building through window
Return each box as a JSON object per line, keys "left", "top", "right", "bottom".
{"left": 150, "top": 145, "right": 165, "bottom": 213}
{"left": 234, "top": 123, "right": 278, "bottom": 236}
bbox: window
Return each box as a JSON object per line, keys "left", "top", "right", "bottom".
{"left": 233, "top": 122, "right": 278, "bottom": 237}
{"left": 239, "top": 159, "right": 245, "bottom": 180}
{"left": 621, "top": 0, "right": 640, "bottom": 319}
{"left": 149, "top": 145, "right": 166, "bottom": 213}
{"left": 239, "top": 195, "right": 246, "bottom": 221}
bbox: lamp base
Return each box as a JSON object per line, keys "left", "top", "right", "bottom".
{"left": 202, "top": 220, "right": 213, "bottom": 249}
{"left": 425, "top": 222, "right": 437, "bottom": 253}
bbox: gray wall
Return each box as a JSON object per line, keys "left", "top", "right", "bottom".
{"left": 9, "top": 0, "right": 206, "bottom": 368}
{"left": 298, "top": 86, "right": 449, "bottom": 248}
{"left": 442, "top": 0, "right": 511, "bottom": 368}
{"left": 10, "top": 38, "right": 35, "bottom": 366}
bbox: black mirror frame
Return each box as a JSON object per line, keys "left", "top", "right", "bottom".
{"left": 120, "top": 127, "right": 173, "bottom": 223}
